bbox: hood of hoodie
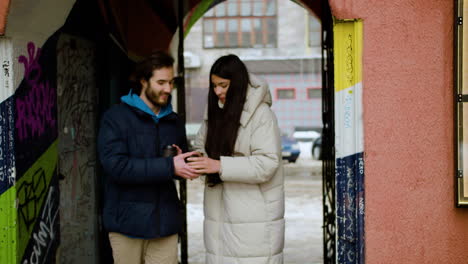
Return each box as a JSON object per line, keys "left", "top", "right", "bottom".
{"left": 204, "top": 74, "right": 272, "bottom": 127}
{"left": 121, "top": 90, "right": 173, "bottom": 123}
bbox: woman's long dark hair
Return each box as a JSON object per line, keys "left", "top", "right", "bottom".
{"left": 205, "top": 54, "right": 250, "bottom": 186}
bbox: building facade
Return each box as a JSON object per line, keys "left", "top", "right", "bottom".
{"left": 183, "top": 0, "right": 322, "bottom": 135}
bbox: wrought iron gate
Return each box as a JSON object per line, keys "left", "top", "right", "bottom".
{"left": 321, "top": 2, "right": 336, "bottom": 263}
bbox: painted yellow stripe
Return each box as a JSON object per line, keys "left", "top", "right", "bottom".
{"left": 334, "top": 19, "right": 363, "bottom": 92}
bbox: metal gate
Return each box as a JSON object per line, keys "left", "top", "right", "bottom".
{"left": 321, "top": 2, "right": 336, "bottom": 263}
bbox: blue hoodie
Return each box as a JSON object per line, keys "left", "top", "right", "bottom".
{"left": 120, "top": 90, "right": 173, "bottom": 123}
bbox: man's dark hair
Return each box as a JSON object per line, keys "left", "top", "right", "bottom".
{"left": 130, "top": 51, "right": 174, "bottom": 95}
{"left": 205, "top": 54, "right": 250, "bottom": 186}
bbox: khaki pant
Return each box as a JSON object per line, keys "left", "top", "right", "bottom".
{"left": 109, "top": 232, "right": 178, "bottom": 264}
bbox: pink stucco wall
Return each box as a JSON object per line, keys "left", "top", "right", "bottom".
{"left": 329, "top": 0, "right": 468, "bottom": 263}
{"left": 0, "top": 0, "right": 10, "bottom": 35}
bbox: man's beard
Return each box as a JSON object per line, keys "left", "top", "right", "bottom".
{"left": 146, "top": 88, "right": 170, "bottom": 108}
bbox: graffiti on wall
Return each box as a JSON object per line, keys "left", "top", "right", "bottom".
{"left": 23, "top": 186, "right": 59, "bottom": 264}
{"left": 0, "top": 97, "right": 15, "bottom": 194}
{"left": 334, "top": 20, "right": 365, "bottom": 264}
{"left": 16, "top": 140, "right": 59, "bottom": 264}
{"left": 17, "top": 168, "right": 47, "bottom": 230}
{"left": 56, "top": 35, "right": 98, "bottom": 263}
{"left": 15, "top": 40, "right": 58, "bottom": 178}
{"left": 0, "top": 97, "right": 16, "bottom": 264}
{"left": 17, "top": 42, "right": 56, "bottom": 142}
{"left": 1, "top": 44, "right": 16, "bottom": 193}
{"left": 2, "top": 60, "right": 10, "bottom": 83}
{"left": 14, "top": 39, "right": 60, "bottom": 264}
{"left": 336, "top": 153, "right": 365, "bottom": 264}
{"left": 20, "top": 184, "right": 60, "bottom": 264}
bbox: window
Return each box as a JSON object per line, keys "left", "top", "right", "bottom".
{"left": 276, "top": 88, "right": 295, "bottom": 100}
{"left": 455, "top": 0, "right": 468, "bottom": 207}
{"left": 307, "top": 87, "right": 321, "bottom": 99}
{"left": 203, "top": 0, "right": 277, "bottom": 48}
{"left": 308, "top": 14, "right": 321, "bottom": 48}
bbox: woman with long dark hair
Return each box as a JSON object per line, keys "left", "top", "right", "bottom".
{"left": 188, "top": 54, "right": 285, "bottom": 263}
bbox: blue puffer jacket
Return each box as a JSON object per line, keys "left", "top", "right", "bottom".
{"left": 97, "top": 93, "right": 187, "bottom": 239}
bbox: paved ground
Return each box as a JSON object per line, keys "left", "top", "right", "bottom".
{"left": 185, "top": 158, "right": 323, "bottom": 264}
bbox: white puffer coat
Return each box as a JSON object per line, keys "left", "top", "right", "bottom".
{"left": 194, "top": 74, "right": 285, "bottom": 264}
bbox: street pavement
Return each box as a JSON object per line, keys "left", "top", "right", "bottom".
{"left": 185, "top": 157, "right": 323, "bottom": 264}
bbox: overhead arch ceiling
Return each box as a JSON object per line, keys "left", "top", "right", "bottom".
{"left": 0, "top": 0, "right": 323, "bottom": 58}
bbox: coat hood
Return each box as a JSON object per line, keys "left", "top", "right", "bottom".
{"left": 240, "top": 74, "right": 272, "bottom": 127}
{"left": 204, "top": 74, "right": 272, "bottom": 127}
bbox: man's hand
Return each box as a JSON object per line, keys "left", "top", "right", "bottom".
{"left": 187, "top": 156, "right": 221, "bottom": 174}
{"left": 172, "top": 144, "right": 182, "bottom": 155}
{"left": 174, "top": 152, "right": 200, "bottom": 180}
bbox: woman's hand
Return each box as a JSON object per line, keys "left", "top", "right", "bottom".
{"left": 187, "top": 156, "right": 221, "bottom": 174}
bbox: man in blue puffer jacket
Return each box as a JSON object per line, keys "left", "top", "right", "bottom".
{"left": 97, "top": 51, "right": 199, "bottom": 264}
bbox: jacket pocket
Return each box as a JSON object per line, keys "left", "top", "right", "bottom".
{"left": 222, "top": 182, "right": 267, "bottom": 222}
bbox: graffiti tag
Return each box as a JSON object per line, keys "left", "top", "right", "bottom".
{"left": 2, "top": 60, "right": 10, "bottom": 77}
{"left": 22, "top": 186, "right": 58, "bottom": 264}
{"left": 16, "top": 42, "right": 56, "bottom": 142}
{"left": 0, "top": 98, "right": 15, "bottom": 187}
{"left": 17, "top": 168, "right": 47, "bottom": 230}
{"left": 345, "top": 34, "right": 354, "bottom": 85}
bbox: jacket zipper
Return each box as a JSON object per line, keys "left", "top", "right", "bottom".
{"left": 155, "top": 122, "right": 161, "bottom": 236}
{"left": 155, "top": 122, "right": 160, "bottom": 156}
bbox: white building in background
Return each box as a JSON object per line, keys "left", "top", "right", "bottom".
{"left": 184, "top": 0, "right": 322, "bottom": 136}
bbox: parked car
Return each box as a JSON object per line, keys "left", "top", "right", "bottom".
{"left": 281, "top": 135, "right": 301, "bottom": 163}
{"left": 311, "top": 136, "right": 322, "bottom": 160}
{"left": 185, "top": 122, "right": 202, "bottom": 151}
{"left": 292, "top": 126, "right": 321, "bottom": 142}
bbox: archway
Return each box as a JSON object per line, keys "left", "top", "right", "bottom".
{"left": 180, "top": 0, "right": 334, "bottom": 263}
{"left": 0, "top": 0, "right": 366, "bottom": 263}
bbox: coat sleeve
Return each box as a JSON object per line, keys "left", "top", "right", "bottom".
{"left": 97, "top": 111, "right": 174, "bottom": 185}
{"left": 219, "top": 108, "right": 281, "bottom": 184}
{"left": 173, "top": 118, "right": 189, "bottom": 181}
{"left": 193, "top": 120, "right": 208, "bottom": 156}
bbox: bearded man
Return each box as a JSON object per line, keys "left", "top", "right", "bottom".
{"left": 97, "top": 51, "right": 199, "bottom": 264}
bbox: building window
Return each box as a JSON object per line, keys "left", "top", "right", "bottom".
{"left": 276, "top": 88, "right": 295, "bottom": 99}
{"left": 308, "top": 14, "right": 321, "bottom": 48}
{"left": 307, "top": 87, "right": 321, "bottom": 99}
{"left": 455, "top": 0, "right": 468, "bottom": 207}
{"left": 203, "top": 0, "right": 277, "bottom": 48}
